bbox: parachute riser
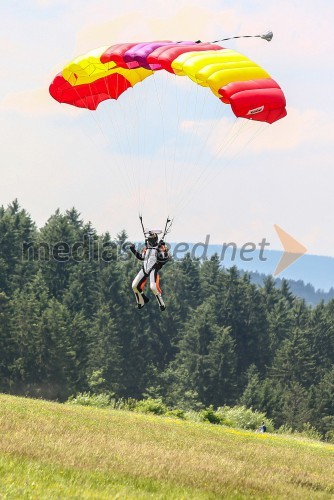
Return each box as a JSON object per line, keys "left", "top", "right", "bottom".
{"left": 162, "top": 216, "right": 174, "bottom": 241}
{"left": 139, "top": 215, "right": 146, "bottom": 238}
{"left": 139, "top": 214, "right": 173, "bottom": 242}
{"left": 212, "top": 30, "right": 273, "bottom": 43}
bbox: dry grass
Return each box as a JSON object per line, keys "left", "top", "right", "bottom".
{"left": 0, "top": 394, "right": 333, "bottom": 498}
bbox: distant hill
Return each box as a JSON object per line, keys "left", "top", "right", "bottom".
{"left": 246, "top": 271, "right": 334, "bottom": 306}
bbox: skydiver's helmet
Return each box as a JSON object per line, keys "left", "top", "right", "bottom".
{"left": 146, "top": 231, "right": 159, "bottom": 247}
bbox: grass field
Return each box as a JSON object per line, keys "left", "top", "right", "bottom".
{"left": 0, "top": 394, "right": 333, "bottom": 499}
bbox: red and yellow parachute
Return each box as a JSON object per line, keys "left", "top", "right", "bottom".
{"left": 49, "top": 40, "right": 287, "bottom": 219}
{"left": 50, "top": 40, "right": 286, "bottom": 124}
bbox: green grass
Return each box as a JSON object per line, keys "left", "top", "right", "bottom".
{"left": 0, "top": 394, "right": 333, "bottom": 498}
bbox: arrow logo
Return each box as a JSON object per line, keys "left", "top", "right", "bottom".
{"left": 274, "top": 224, "right": 307, "bottom": 276}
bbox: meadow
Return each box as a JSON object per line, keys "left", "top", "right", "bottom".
{"left": 0, "top": 394, "right": 333, "bottom": 498}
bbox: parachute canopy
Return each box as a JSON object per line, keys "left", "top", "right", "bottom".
{"left": 49, "top": 40, "right": 286, "bottom": 124}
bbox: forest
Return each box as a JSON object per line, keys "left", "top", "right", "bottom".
{"left": 0, "top": 200, "right": 333, "bottom": 440}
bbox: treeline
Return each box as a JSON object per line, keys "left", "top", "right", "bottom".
{"left": 0, "top": 201, "right": 333, "bottom": 440}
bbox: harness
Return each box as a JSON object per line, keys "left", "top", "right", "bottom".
{"left": 142, "top": 245, "right": 159, "bottom": 275}
{"left": 142, "top": 245, "right": 168, "bottom": 275}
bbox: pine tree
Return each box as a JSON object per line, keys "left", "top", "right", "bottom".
{"left": 0, "top": 292, "right": 13, "bottom": 390}
{"left": 270, "top": 327, "right": 316, "bottom": 388}
{"left": 178, "top": 254, "right": 201, "bottom": 310}
{"left": 37, "top": 297, "right": 74, "bottom": 400}
{"left": 205, "top": 324, "right": 237, "bottom": 406}
{"left": 9, "top": 271, "right": 49, "bottom": 393}
{"left": 216, "top": 267, "right": 269, "bottom": 382}
{"left": 165, "top": 300, "right": 237, "bottom": 407}
{"left": 308, "top": 301, "right": 334, "bottom": 378}
{"left": 267, "top": 297, "right": 294, "bottom": 355}
{"left": 0, "top": 200, "right": 37, "bottom": 293}
{"left": 311, "top": 367, "right": 334, "bottom": 435}
{"left": 262, "top": 275, "right": 280, "bottom": 309}
{"left": 67, "top": 312, "right": 90, "bottom": 394}
{"left": 115, "top": 229, "right": 129, "bottom": 251}
{"left": 281, "top": 381, "right": 311, "bottom": 431}
{"left": 200, "top": 254, "right": 221, "bottom": 299}
{"left": 239, "top": 364, "right": 261, "bottom": 408}
{"left": 38, "top": 210, "right": 78, "bottom": 297}
{"left": 63, "top": 261, "right": 99, "bottom": 318}
{"left": 88, "top": 305, "right": 124, "bottom": 395}
{"left": 65, "top": 207, "right": 84, "bottom": 230}
{"left": 280, "top": 279, "right": 295, "bottom": 307}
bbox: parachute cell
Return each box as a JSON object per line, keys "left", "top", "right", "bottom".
{"left": 147, "top": 43, "right": 222, "bottom": 73}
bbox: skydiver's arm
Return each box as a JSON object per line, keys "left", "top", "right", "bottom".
{"left": 129, "top": 244, "right": 145, "bottom": 261}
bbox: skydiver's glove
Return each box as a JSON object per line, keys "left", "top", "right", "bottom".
{"left": 129, "top": 243, "right": 137, "bottom": 255}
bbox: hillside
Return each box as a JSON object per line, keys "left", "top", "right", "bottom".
{"left": 0, "top": 395, "right": 333, "bottom": 499}
{"left": 1, "top": 203, "right": 334, "bottom": 441}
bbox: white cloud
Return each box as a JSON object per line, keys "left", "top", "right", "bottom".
{"left": 251, "top": 108, "right": 334, "bottom": 151}
{"left": 75, "top": 4, "right": 239, "bottom": 52}
{"left": 72, "top": 0, "right": 334, "bottom": 71}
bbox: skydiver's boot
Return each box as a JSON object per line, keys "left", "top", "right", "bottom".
{"left": 155, "top": 294, "right": 166, "bottom": 312}
{"left": 142, "top": 293, "right": 150, "bottom": 304}
{"left": 136, "top": 292, "right": 149, "bottom": 309}
{"left": 135, "top": 292, "right": 145, "bottom": 309}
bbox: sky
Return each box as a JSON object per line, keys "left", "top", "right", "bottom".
{"left": 1, "top": 0, "right": 334, "bottom": 274}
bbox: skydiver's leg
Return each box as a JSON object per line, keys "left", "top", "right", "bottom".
{"left": 149, "top": 268, "right": 166, "bottom": 311}
{"left": 132, "top": 270, "right": 149, "bottom": 309}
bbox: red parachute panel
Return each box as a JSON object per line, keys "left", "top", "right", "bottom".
{"left": 49, "top": 73, "right": 131, "bottom": 110}
{"left": 219, "top": 78, "right": 286, "bottom": 124}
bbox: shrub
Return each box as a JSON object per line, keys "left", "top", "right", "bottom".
{"left": 277, "top": 422, "right": 322, "bottom": 441}
{"left": 135, "top": 398, "right": 168, "bottom": 415}
{"left": 67, "top": 392, "right": 113, "bottom": 408}
{"left": 165, "top": 409, "right": 186, "bottom": 420}
{"left": 276, "top": 424, "right": 293, "bottom": 435}
{"left": 298, "top": 423, "right": 322, "bottom": 441}
{"left": 325, "top": 430, "right": 334, "bottom": 443}
{"left": 217, "top": 405, "right": 274, "bottom": 432}
{"left": 184, "top": 410, "right": 202, "bottom": 423}
{"left": 114, "top": 398, "right": 138, "bottom": 411}
{"left": 66, "top": 395, "right": 280, "bottom": 435}
{"left": 87, "top": 369, "right": 106, "bottom": 393}
{"left": 200, "top": 406, "right": 224, "bottom": 425}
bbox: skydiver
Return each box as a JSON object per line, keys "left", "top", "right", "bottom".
{"left": 129, "top": 231, "right": 170, "bottom": 311}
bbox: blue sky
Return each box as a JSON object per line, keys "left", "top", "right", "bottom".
{"left": 1, "top": 0, "right": 334, "bottom": 281}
